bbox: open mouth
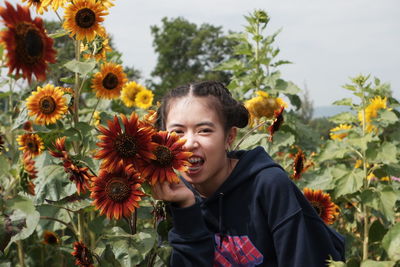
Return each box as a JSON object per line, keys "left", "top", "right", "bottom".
{"left": 187, "top": 156, "right": 204, "bottom": 173}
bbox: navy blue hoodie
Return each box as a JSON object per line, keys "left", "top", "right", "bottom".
{"left": 168, "top": 146, "right": 345, "bottom": 266}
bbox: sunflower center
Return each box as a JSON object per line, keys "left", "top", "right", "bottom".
{"left": 26, "top": 139, "right": 39, "bottom": 152}
{"left": 45, "top": 233, "right": 58, "bottom": 244}
{"left": 154, "top": 145, "right": 173, "bottom": 167}
{"left": 105, "top": 178, "right": 131, "bottom": 202}
{"left": 311, "top": 201, "right": 324, "bottom": 216}
{"left": 15, "top": 23, "right": 43, "bottom": 64}
{"left": 102, "top": 73, "right": 119, "bottom": 90}
{"left": 75, "top": 8, "right": 96, "bottom": 29}
{"left": 39, "top": 96, "right": 56, "bottom": 114}
{"left": 114, "top": 134, "right": 137, "bottom": 158}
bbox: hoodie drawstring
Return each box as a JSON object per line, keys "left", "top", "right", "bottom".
{"left": 218, "top": 192, "right": 226, "bottom": 248}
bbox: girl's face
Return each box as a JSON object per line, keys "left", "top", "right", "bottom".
{"left": 165, "top": 96, "right": 236, "bottom": 193}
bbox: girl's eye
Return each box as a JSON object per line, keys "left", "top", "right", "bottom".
{"left": 200, "top": 128, "right": 213, "bottom": 133}
{"left": 172, "top": 129, "right": 184, "bottom": 135}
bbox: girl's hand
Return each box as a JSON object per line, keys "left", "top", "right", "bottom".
{"left": 151, "top": 181, "right": 195, "bottom": 208}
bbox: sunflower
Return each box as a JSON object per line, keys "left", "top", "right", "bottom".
{"left": 120, "top": 81, "right": 144, "bottom": 108}
{"left": 17, "top": 133, "right": 44, "bottom": 158}
{"left": 267, "top": 106, "right": 284, "bottom": 142}
{"left": 303, "top": 188, "right": 337, "bottom": 224}
{"left": 20, "top": 0, "right": 50, "bottom": 14}
{"left": 245, "top": 91, "right": 287, "bottom": 126}
{"left": 63, "top": 0, "right": 108, "bottom": 42}
{"left": 97, "top": 0, "right": 115, "bottom": 8}
{"left": 91, "top": 62, "right": 127, "bottom": 99}
{"left": 23, "top": 152, "right": 38, "bottom": 180}
{"left": 91, "top": 111, "right": 101, "bottom": 126}
{"left": 90, "top": 164, "right": 145, "bottom": 220}
{"left": 141, "top": 110, "right": 157, "bottom": 128}
{"left": 47, "top": 0, "right": 68, "bottom": 11}
{"left": 82, "top": 35, "right": 112, "bottom": 61}
{"left": 71, "top": 241, "right": 94, "bottom": 267}
{"left": 49, "top": 137, "right": 93, "bottom": 194}
{"left": 140, "top": 131, "right": 192, "bottom": 185}
{"left": 135, "top": 89, "right": 154, "bottom": 109}
{"left": 0, "top": 134, "right": 5, "bottom": 153}
{"left": 291, "top": 148, "right": 313, "bottom": 180}
{"left": 22, "top": 121, "right": 33, "bottom": 132}
{"left": 95, "top": 112, "right": 156, "bottom": 172}
{"left": 329, "top": 124, "right": 352, "bottom": 140}
{"left": 26, "top": 84, "right": 68, "bottom": 125}
{"left": 42, "top": 230, "right": 59, "bottom": 245}
{"left": 358, "top": 96, "right": 388, "bottom": 132}
{"left": 0, "top": 2, "right": 56, "bottom": 83}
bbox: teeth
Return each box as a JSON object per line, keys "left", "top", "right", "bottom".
{"left": 188, "top": 157, "right": 203, "bottom": 164}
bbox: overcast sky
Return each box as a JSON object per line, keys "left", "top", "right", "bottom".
{"left": 5, "top": 0, "right": 400, "bottom": 106}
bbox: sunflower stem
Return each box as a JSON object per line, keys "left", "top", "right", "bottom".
{"left": 233, "top": 119, "right": 271, "bottom": 151}
{"left": 359, "top": 80, "right": 370, "bottom": 260}
{"left": 17, "top": 240, "right": 25, "bottom": 267}
{"left": 40, "top": 216, "right": 79, "bottom": 241}
{"left": 54, "top": 10, "right": 63, "bottom": 24}
{"left": 88, "top": 98, "right": 101, "bottom": 125}
{"left": 78, "top": 211, "right": 85, "bottom": 242}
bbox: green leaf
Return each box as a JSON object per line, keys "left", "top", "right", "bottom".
{"left": 332, "top": 98, "right": 353, "bottom": 106}
{"left": 382, "top": 223, "right": 400, "bottom": 261}
{"left": 302, "top": 169, "right": 334, "bottom": 191}
{"left": 369, "top": 219, "right": 388, "bottom": 243}
{"left": 378, "top": 186, "right": 398, "bottom": 222}
{"left": 34, "top": 165, "right": 76, "bottom": 204}
{"left": 377, "top": 109, "right": 398, "bottom": 124}
{"left": 6, "top": 195, "right": 40, "bottom": 250}
{"left": 360, "top": 260, "right": 395, "bottom": 267}
{"left": 329, "top": 112, "right": 356, "bottom": 124}
{"left": 64, "top": 59, "right": 96, "bottom": 76}
{"left": 318, "top": 141, "right": 347, "bottom": 161}
{"left": 269, "top": 131, "right": 295, "bottom": 154}
{"left": 327, "top": 260, "right": 346, "bottom": 267}
{"left": 49, "top": 29, "right": 69, "bottom": 39}
{"left": 376, "top": 142, "right": 397, "bottom": 164}
{"left": 11, "top": 106, "right": 28, "bottom": 130}
{"left": 0, "top": 154, "right": 10, "bottom": 177}
{"left": 236, "top": 133, "right": 266, "bottom": 150}
{"left": 334, "top": 168, "right": 364, "bottom": 197}
{"left": 104, "top": 227, "right": 156, "bottom": 266}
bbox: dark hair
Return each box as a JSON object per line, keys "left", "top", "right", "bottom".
{"left": 155, "top": 81, "right": 249, "bottom": 132}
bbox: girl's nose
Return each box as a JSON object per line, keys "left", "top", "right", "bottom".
{"left": 183, "top": 133, "right": 198, "bottom": 151}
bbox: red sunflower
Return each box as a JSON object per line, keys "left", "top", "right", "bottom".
{"left": 291, "top": 148, "right": 313, "bottom": 180}
{"left": 90, "top": 164, "right": 145, "bottom": 220}
{"left": 71, "top": 241, "right": 94, "bottom": 267}
{"left": 49, "top": 137, "right": 94, "bottom": 195}
{"left": 140, "top": 131, "right": 192, "bottom": 185}
{"left": 0, "top": 1, "right": 56, "bottom": 83}
{"left": 95, "top": 112, "right": 156, "bottom": 172}
{"left": 267, "top": 106, "right": 284, "bottom": 142}
{"left": 303, "top": 188, "right": 337, "bottom": 224}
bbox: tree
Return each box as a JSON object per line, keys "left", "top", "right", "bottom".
{"left": 150, "top": 17, "right": 237, "bottom": 97}
{"left": 298, "top": 82, "right": 314, "bottom": 123}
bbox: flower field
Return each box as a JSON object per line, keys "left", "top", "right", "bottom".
{"left": 0, "top": 2, "right": 399, "bottom": 266}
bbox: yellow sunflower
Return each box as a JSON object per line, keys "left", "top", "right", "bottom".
{"left": 358, "top": 96, "right": 388, "bottom": 132}
{"left": 329, "top": 124, "right": 352, "bottom": 140}
{"left": 63, "top": 0, "right": 108, "bottom": 42}
{"left": 91, "top": 62, "right": 127, "bottom": 99}
{"left": 135, "top": 89, "right": 154, "bottom": 109}
{"left": 245, "top": 91, "right": 288, "bottom": 126}
{"left": 21, "top": 0, "right": 50, "bottom": 15}
{"left": 120, "top": 81, "right": 145, "bottom": 107}
{"left": 17, "top": 133, "right": 45, "bottom": 158}
{"left": 26, "top": 84, "right": 68, "bottom": 125}
{"left": 97, "top": 0, "right": 115, "bottom": 8}
{"left": 48, "top": 0, "right": 68, "bottom": 11}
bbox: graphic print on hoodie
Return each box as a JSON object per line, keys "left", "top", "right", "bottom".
{"left": 214, "top": 234, "right": 264, "bottom": 267}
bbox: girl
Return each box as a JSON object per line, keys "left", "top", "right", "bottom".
{"left": 152, "top": 81, "right": 344, "bottom": 266}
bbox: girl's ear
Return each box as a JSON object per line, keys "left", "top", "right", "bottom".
{"left": 226, "top": 127, "right": 237, "bottom": 149}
